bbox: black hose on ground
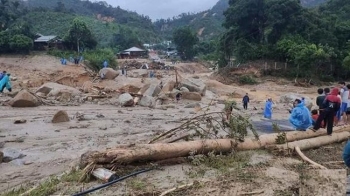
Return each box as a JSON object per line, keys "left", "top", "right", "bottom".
{"left": 72, "top": 168, "right": 153, "bottom": 196}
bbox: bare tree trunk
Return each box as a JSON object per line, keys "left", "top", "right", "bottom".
{"left": 80, "top": 127, "right": 350, "bottom": 168}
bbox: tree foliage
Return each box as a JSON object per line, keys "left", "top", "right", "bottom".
{"left": 64, "top": 18, "right": 97, "bottom": 52}
{"left": 9, "top": 34, "right": 33, "bottom": 53}
{"left": 219, "top": 0, "right": 350, "bottom": 79}
{"left": 173, "top": 26, "right": 199, "bottom": 60}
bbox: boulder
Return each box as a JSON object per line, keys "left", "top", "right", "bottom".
{"left": 139, "top": 95, "right": 156, "bottom": 108}
{"left": 144, "top": 84, "right": 161, "bottom": 97}
{"left": 36, "top": 83, "right": 81, "bottom": 97}
{"left": 280, "top": 93, "right": 313, "bottom": 110}
{"left": 82, "top": 81, "right": 94, "bottom": 93}
{"left": 180, "top": 87, "right": 190, "bottom": 92}
{"left": 99, "top": 68, "right": 119, "bottom": 80}
{"left": 2, "top": 148, "right": 25, "bottom": 163}
{"left": 161, "top": 80, "right": 176, "bottom": 93}
{"left": 52, "top": 110, "right": 70, "bottom": 123}
{"left": 118, "top": 93, "right": 134, "bottom": 107}
{"left": 130, "top": 69, "right": 149, "bottom": 78}
{"left": 181, "top": 78, "right": 206, "bottom": 96}
{"left": 9, "top": 90, "right": 40, "bottom": 107}
{"left": 185, "top": 103, "right": 201, "bottom": 108}
{"left": 182, "top": 92, "right": 202, "bottom": 101}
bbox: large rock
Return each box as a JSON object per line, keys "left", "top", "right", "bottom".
{"left": 2, "top": 148, "right": 25, "bottom": 163}
{"left": 280, "top": 93, "right": 313, "bottom": 110}
{"left": 144, "top": 84, "right": 161, "bottom": 97}
{"left": 181, "top": 78, "right": 206, "bottom": 96}
{"left": 99, "top": 68, "right": 119, "bottom": 80}
{"left": 180, "top": 87, "right": 190, "bottom": 92}
{"left": 36, "top": 83, "right": 81, "bottom": 97}
{"left": 182, "top": 92, "right": 202, "bottom": 101}
{"left": 118, "top": 93, "right": 134, "bottom": 107}
{"left": 52, "top": 110, "right": 70, "bottom": 123}
{"left": 139, "top": 95, "right": 156, "bottom": 108}
{"left": 161, "top": 80, "right": 176, "bottom": 93}
{"left": 130, "top": 69, "right": 149, "bottom": 78}
{"left": 9, "top": 90, "right": 40, "bottom": 107}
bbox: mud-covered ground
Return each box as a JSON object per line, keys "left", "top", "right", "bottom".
{"left": 0, "top": 54, "right": 348, "bottom": 195}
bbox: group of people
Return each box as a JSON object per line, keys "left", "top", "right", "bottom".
{"left": 0, "top": 71, "right": 12, "bottom": 93}
{"left": 255, "top": 82, "right": 350, "bottom": 136}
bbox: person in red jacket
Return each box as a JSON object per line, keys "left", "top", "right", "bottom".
{"left": 312, "top": 88, "right": 341, "bottom": 136}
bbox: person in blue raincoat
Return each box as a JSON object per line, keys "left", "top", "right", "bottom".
{"left": 289, "top": 99, "right": 313, "bottom": 131}
{"left": 263, "top": 98, "right": 273, "bottom": 119}
{"left": 103, "top": 60, "right": 108, "bottom": 68}
{"left": 0, "top": 71, "right": 6, "bottom": 81}
{"left": 343, "top": 141, "right": 350, "bottom": 167}
{"left": 0, "top": 73, "right": 12, "bottom": 93}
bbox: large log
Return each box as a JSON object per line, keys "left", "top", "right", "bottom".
{"left": 273, "top": 131, "right": 350, "bottom": 151}
{"left": 80, "top": 126, "right": 350, "bottom": 168}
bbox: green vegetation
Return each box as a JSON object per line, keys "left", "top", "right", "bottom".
{"left": 173, "top": 26, "right": 199, "bottom": 60}
{"left": 64, "top": 18, "right": 97, "bottom": 52}
{"left": 238, "top": 75, "right": 258, "bottom": 85}
{"left": 217, "top": 0, "right": 350, "bottom": 79}
{"left": 48, "top": 48, "right": 117, "bottom": 72}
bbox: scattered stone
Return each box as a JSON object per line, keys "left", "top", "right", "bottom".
{"left": 2, "top": 148, "right": 26, "bottom": 163}
{"left": 10, "top": 77, "right": 17, "bottom": 81}
{"left": 0, "top": 151, "right": 3, "bottom": 163}
{"left": 184, "top": 103, "right": 201, "bottom": 108}
{"left": 144, "top": 84, "right": 161, "bottom": 97}
{"left": 7, "top": 91, "right": 19, "bottom": 98}
{"left": 139, "top": 95, "right": 156, "bottom": 108}
{"left": 96, "top": 113, "right": 105, "bottom": 118}
{"left": 181, "top": 78, "right": 207, "bottom": 96}
{"left": 23, "top": 161, "right": 33, "bottom": 165}
{"left": 54, "top": 130, "right": 60, "bottom": 132}
{"left": 37, "top": 82, "right": 81, "bottom": 97}
{"left": 9, "top": 90, "right": 40, "bottom": 107}
{"left": 161, "top": 80, "right": 176, "bottom": 93}
{"left": 52, "top": 110, "right": 70, "bottom": 123}
{"left": 280, "top": 93, "right": 313, "bottom": 110}
{"left": 118, "top": 93, "right": 134, "bottom": 107}
{"left": 99, "top": 126, "right": 107, "bottom": 130}
{"left": 124, "top": 120, "right": 131, "bottom": 123}
{"left": 14, "top": 119, "right": 27, "bottom": 124}
{"left": 182, "top": 92, "right": 202, "bottom": 101}
{"left": 99, "top": 68, "right": 119, "bottom": 80}
{"left": 180, "top": 87, "right": 190, "bottom": 92}
{"left": 117, "top": 110, "right": 123, "bottom": 114}
{"left": 74, "top": 112, "right": 85, "bottom": 121}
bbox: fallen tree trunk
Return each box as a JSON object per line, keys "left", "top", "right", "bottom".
{"left": 295, "top": 146, "right": 327, "bottom": 169}
{"left": 80, "top": 126, "right": 350, "bottom": 168}
{"left": 273, "top": 131, "right": 350, "bottom": 152}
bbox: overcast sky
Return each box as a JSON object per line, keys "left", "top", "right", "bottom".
{"left": 103, "top": 0, "right": 219, "bottom": 21}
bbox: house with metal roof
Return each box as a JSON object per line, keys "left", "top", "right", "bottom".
{"left": 118, "top": 47, "right": 147, "bottom": 59}
{"left": 34, "top": 35, "right": 63, "bottom": 50}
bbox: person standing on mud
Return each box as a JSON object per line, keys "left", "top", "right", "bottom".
{"left": 0, "top": 71, "right": 6, "bottom": 81}
{"left": 0, "top": 73, "right": 12, "bottom": 93}
{"left": 242, "top": 93, "right": 250, "bottom": 110}
{"left": 263, "top": 98, "right": 273, "bottom": 119}
{"left": 312, "top": 88, "right": 341, "bottom": 136}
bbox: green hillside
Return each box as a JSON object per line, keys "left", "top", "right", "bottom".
{"left": 155, "top": 0, "right": 329, "bottom": 41}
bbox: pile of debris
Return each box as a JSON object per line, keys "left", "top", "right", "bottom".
{"left": 120, "top": 60, "right": 143, "bottom": 69}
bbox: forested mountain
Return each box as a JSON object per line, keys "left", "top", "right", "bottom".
{"left": 154, "top": 0, "right": 329, "bottom": 41}
{"left": 16, "top": 0, "right": 160, "bottom": 47}
{"left": 217, "top": 0, "right": 350, "bottom": 80}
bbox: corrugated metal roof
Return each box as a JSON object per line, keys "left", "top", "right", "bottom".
{"left": 34, "top": 36, "right": 59, "bottom": 42}
{"left": 123, "top": 47, "right": 145, "bottom": 52}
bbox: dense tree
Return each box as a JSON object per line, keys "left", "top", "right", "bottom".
{"left": 9, "top": 34, "right": 33, "bottom": 53}
{"left": 64, "top": 18, "right": 97, "bottom": 52}
{"left": 112, "top": 27, "right": 141, "bottom": 50}
{"left": 173, "top": 26, "right": 199, "bottom": 60}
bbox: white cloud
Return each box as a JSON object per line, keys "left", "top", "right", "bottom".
{"left": 103, "top": 0, "right": 219, "bottom": 21}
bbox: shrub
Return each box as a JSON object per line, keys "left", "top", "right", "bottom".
{"left": 84, "top": 48, "right": 117, "bottom": 72}
{"left": 238, "top": 75, "right": 258, "bottom": 85}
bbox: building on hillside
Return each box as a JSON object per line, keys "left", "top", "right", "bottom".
{"left": 34, "top": 35, "right": 63, "bottom": 50}
{"left": 117, "top": 47, "right": 147, "bottom": 59}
